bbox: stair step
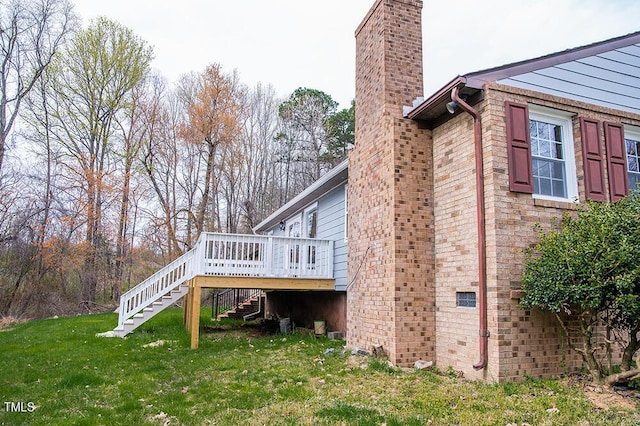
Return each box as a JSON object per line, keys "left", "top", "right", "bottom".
{"left": 216, "top": 294, "right": 265, "bottom": 320}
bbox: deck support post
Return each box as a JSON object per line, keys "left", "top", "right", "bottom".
{"left": 181, "top": 276, "right": 333, "bottom": 349}
{"left": 188, "top": 280, "right": 202, "bottom": 349}
{"left": 183, "top": 280, "right": 191, "bottom": 328}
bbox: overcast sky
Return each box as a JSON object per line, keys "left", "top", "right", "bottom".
{"left": 72, "top": 0, "right": 640, "bottom": 109}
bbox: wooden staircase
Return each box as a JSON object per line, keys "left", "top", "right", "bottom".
{"left": 217, "top": 292, "right": 265, "bottom": 320}
{"left": 112, "top": 283, "right": 189, "bottom": 337}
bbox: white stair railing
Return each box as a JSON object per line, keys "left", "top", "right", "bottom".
{"left": 116, "top": 234, "right": 204, "bottom": 330}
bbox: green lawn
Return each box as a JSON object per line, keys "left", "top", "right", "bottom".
{"left": 0, "top": 309, "right": 638, "bottom": 425}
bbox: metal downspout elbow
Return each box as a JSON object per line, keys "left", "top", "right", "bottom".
{"left": 451, "top": 86, "right": 489, "bottom": 371}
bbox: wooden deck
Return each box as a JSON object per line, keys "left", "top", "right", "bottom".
{"left": 113, "top": 232, "right": 335, "bottom": 341}
{"left": 183, "top": 276, "right": 335, "bottom": 348}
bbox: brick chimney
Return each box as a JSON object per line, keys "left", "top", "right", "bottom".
{"left": 347, "top": 0, "right": 435, "bottom": 366}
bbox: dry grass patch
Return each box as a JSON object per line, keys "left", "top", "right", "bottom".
{"left": 0, "top": 315, "right": 27, "bottom": 331}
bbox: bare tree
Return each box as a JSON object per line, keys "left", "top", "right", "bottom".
{"left": 112, "top": 80, "right": 150, "bottom": 300}
{"left": 46, "top": 17, "right": 153, "bottom": 305}
{"left": 0, "top": 0, "right": 77, "bottom": 177}
{"left": 218, "top": 138, "right": 244, "bottom": 233}
{"left": 239, "top": 83, "right": 282, "bottom": 229}
{"left": 0, "top": 169, "right": 35, "bottom": 314}
{"left": 139, "top": 77, "right": 186, "bottom": 258}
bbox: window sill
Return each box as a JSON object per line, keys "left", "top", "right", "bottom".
{"left": 533, "top": 198, "right": 578, "bottom": 210}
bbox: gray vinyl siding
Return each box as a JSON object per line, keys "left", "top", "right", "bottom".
{"left": 264, "top": 184, "right": 347, "bottom": 290}
{"left": 316, "top": 185, "right": 347, "bottom": 291}
{"left": 498, "top": 43, "right": 640, "bottom": 114}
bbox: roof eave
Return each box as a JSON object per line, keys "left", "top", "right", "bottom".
{"left": 405, "top": 76, "right": 466, "bottom": 120}
{"left": 465, "top": 30, "right": 640, "bottom": 86}
{"left": 405, "top": 76, "right": 483, "bottom": 126}
{"left": 405, "top": 30, "right": 640, "bottom": 125}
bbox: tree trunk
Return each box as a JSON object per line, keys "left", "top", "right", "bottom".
{"left": 605, "top": 369, "right": 640, "bottom": 386}
{"left": 33, "top": 81, "right": 54, "bottom": 308}
{"left": 114, "top": 163, "right": 131, "bottom": 302}
{"left": 196, "top": 141, "right": 216, "bottom": 235}
{"left": 83, "top": 165, "right": 100, "bottom": 306}
{"left": 620, "top": 329, "right": 640, "bottom": 371}
{"left": 81, "top": 254, "right": 97, "bottom": 306}
{"left": 0, "top": 139, "right": 5, "bottom": 179}
{"left": 577, "top": 312, "right": 604, "bottom": 383}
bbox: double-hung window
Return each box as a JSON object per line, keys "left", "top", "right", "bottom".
{"left": 625, "top": 127, "right": 640, "bottom": 192}
{"left": 529, "top": 106, "right": 578, "bottom": 201}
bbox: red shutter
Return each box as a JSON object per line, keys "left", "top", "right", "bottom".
{"left": 505, "top": 101, "right": 533, "bottom": 193}
{"left": 604, "top": 122, "right": 629, "bottom": 201}
{"left": 580, "top": 118, "right": 606, "bottom": 202}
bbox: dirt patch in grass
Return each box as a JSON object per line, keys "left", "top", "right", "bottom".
{"left": 202, "top": 318, "right": 280, "bottom": 338}
{"left": 582, "top": 384, "right": 639, "bottom": 412}
{"left": 564, "top": 374, "right": 639, "bottom": 412}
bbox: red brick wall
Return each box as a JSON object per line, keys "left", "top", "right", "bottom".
{"left": 484, "top": 84, "right": 640, "bottom": 380}
{"left": 431, "top": 83, "right": 640, "bottom": 381}
{"left": 432, "top": 112, "right": 488, "bottom": 379}
{"left": 349, "top": 0, "right": 435, "bottom": 366}
{"left": 350, "top": 0, "right": 640, "bottom": 378}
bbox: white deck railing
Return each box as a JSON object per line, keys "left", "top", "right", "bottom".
{"left": 199, "top": 233, "right": 334, "bottom": 279}
{"left": 117, "top": 232, "right": 334, "bottom": 329}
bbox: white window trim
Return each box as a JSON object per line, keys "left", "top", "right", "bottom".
{"left": 285, "top": 203, "right": 319, "bottom": 239}
{"left": 528, "top": 105, "right": 578, "bottom": 203}
{"left": 624, "top": 124, "right": 640, "bottom": 136}
{"left": 625, "top": 124, "right": 640, "bottom": 192}
{"left": 303, "top": 203, "right": 318, "bottom": 239}
{"left": 303, "top": 202, "right": 318, "bottom": 214}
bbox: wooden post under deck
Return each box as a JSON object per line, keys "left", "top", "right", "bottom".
{"left": 188, "top": 281, "right": 202, "bottom": 349}
{"left": 184, "top": 276, "right": 334, "bottom": 349}
{"left": 183, "top": 280, "right": 191, "bottom": 328}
